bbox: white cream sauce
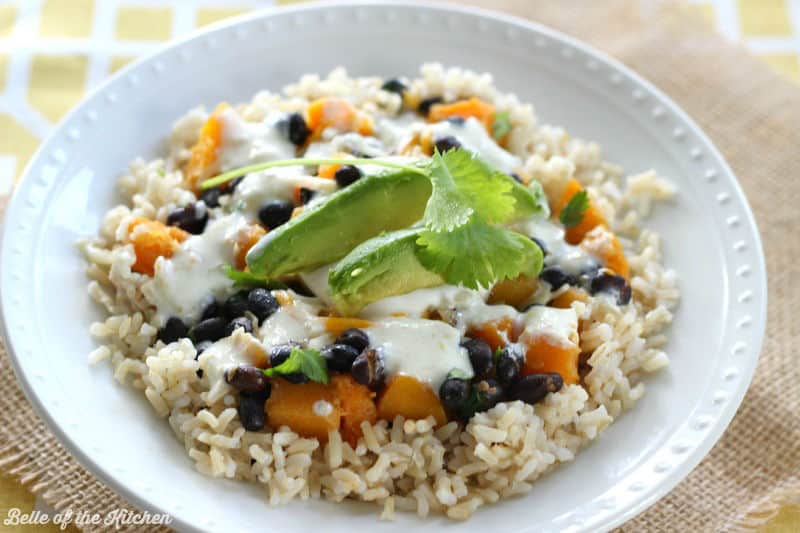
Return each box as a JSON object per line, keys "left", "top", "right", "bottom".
{"left": 197, "top": 328, "right": 269, "bottom": 385}
{"left": 258, "top": 295, "right": 327, "bottom": 349}
{"left": 304, "top": 132, "right": 388, "bottom": 159}
{"left": 232, "top": 168, "right": 337, "bottom": 221}
{"left": 514, "top": 215, "right": 598, "bottom": 276}
{"left": 519, "top": 306, "right": 579, "bottom": 348}
{"left": 365, "top": 318, "right": 473, "bottom": 389}
{"left": 429, "top": 117, "right": 521, "bottom": 174}
{"left": 142, "top": 214, "right": 247, "bottom": 326}
{"left": 217, "top": 108, "right": 296, "bottom": 171}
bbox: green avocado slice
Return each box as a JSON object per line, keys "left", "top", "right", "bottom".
{"left": 245, "top": 170, "right": 431, "bottom": 277}
{"left": 328, "top": 228, "right": 444, "bottom": 316}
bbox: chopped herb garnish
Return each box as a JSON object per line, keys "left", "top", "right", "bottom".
{"left": 492, "top": 111, "right": 511, "bottom": 140}
{"left": 262, "top": 346, "right": 329, "bottom": 384}
{"left": 559, "top": 190, "right": 589, "bottom": 229}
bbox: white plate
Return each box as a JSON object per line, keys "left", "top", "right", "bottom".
{"left": 0, "top": 2, "right": 766, "bottom": 532}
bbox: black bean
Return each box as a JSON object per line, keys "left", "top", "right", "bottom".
{"left": 225, "top": 365, "right": 269, "bottom": 394}
{"left": 589, "top": 271, "right": 632, "bottom": 305}
{"left": 166, "top": 203, "right": 208, "bottom": 234}
{"left": 351, "top": 347, "right": 385, "bottom": 390}
{"left": 418, "top": 96, "right": 444, "bottom": 116}
{"left": 286, "top": 112, "right": 311, "bottom": 146}
{"left": 201, "top": 300, "right": 222, "bottom": 321}
{"left": 224, "top": 316, "right": 253, "bottom": 337}
{"left": 459, "top": 378, "right": 505, "bottom": 420}
{"left": 321, "top": 344, "right": 360, "bottom": 372}
{"left": 223, "top": 291, "right": 250, "bottom": 319}
{"left": 191, "top": 317, "right": 227, "bottom": 343}
{"left": 439, "top": 378, "right": 470, "bottom": 411}
{"left": 157, "top": 316, "right": 189, "bottom": 344}
{"left": 531, "top": 237, "right": 548, "bottom": 257}
{"left": 258, "top": 200, "right": 294, "bottom": 230}
{"left": 509, "top": 373, "right": 563, "bottom": 405}
{"left": 238, "top": 392, "right": 267, "bottom": 431}
{"left": 335, "top": 328, "right": 370, "bottom": 353}
{"left": 269, "top": 344, "right": 307, "bottom": 383}
{"left": 461, "top": 338, "right": 493, "bottom": 376}
{"left": 333, "top": 165, "right": 362, "bottom": 188}
{"left": 381, "top": 78, "right": 407, "bottom": 95}
{"left": 539, "top": 266, "right": 577, "bottom": 291}
{"left": 299, "top": 188, "right": 315, "bottom": 205}
{"left": 247, "top": 288, "right": 279, "bottom": 322}
{"left": 495, "top": 345, "right": 524, "bottom": 387}
{"left": 434, "top": 135, "right": 461, "bottom": 154}
{"left": 199, "top": 187, "right": 221, "bottom": 208}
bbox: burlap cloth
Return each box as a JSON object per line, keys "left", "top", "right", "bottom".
{"left": 1, "top": 1, "right": 797, "bottom": 531}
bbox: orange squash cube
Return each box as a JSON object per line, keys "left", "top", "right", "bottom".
{"left": 466, "top": 316, "right": 518, "bottom": 352}
{"left": 553, "top": 179, "right": 607, "bottom": 244}
{"left": 185, "top": 103, "right": 228, "bottom": 191}
{"left": 233, "top": 224, "right": 267, "bottom": 269}
{"left": 305, "top": 98, "right": 373, "bottom": 139}
{"left": 127, "top": 218, "right": 188, "bottom": 276}
{"left": 428, "top": 97, "right": 496, "bottom": 132}
{"left": 521, "top": 336, "right": 580, "bottom": 385}
{"left": 376, "top": 375, "right": 447, "bottom": 426}
{"left": 580, "top": 226, "right": 630, "bottom": 279}
{"left": 549, "top": 288, "right": 589, "bottom": 309}
{"left": 266, "top": 379, "right": 342, "bottom": 441}
{"left": 488, "top": 274, "right": 539, "bottom": 308}
{"left": 324, "top": 317, "right": 372, "bottom": 337}
{"left": 331, "top": 374, "right": 377, "bottom": 445}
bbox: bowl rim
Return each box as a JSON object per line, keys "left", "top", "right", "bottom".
{"left": 0, "top": 1, "right": 767, "bottom": 532}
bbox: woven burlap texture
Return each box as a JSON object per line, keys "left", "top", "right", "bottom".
{"left": 1, "top": 1, "right": 797, "bottom": 531}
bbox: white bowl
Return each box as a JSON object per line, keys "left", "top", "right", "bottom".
{"left": 0, "top": 2, "right": 766, "bottom": 532}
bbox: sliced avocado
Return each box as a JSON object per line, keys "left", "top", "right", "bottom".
{"left": 328, "top": 228, "right": 444, "bottom": 315}
{"left": 246, "top": 170, "right": 431, "bottom": 277}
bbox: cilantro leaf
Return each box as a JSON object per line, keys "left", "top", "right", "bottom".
{"left": 559, "top": 190, "right": 589, "bottom": 228}
{"left": 223, "top": 264, "right": 288, "bottom": 289}
{"left": 492, "top": 111, "right": 511, "bottom": 140}
{"left": 263, "top": 347, "right": 329, "bottom": 384}
{"left": 416, "top": 218, "right": 544, "bottom": 289}
{"left": 423, "top": 149, "right": 516, "bottom": 231}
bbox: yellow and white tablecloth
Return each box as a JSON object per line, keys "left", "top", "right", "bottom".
{"left": 0, "top": 1, "right": 799, "bottom": 531}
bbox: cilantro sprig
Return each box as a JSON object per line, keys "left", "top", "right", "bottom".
{"left": 262, "top": 346, "right": 329, "bottom": 384}
{"left": 559, "top": 190, "right": 589, "bottom": 228}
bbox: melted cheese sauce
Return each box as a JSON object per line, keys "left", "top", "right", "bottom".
{"left": 365, "top": 318, "right": 472, "bottom": 389}
{"left": 142, "top": 214, "right": 247, "bottom": 326}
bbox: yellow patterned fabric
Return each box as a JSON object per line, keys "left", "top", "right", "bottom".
{"left": 0, "top": 1, "right": 799, "bottom": 531}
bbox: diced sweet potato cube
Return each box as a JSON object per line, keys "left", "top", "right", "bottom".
{"left": 522, "top": 336, "right": 580, "bottom": 385}
{"left": 376, "top": 375, "right": 447, "bottom": 426}
{"left": 233, "top": 224, "right": 266, "bottom": 270}
{"left": 127, "top": 217, "right": 188, "bottom": 276}
{"left": 305, "top": 98, "right": 373, "bottom": 139}
{"left": 488, "top": 274, "right": 539, "bottom": 308}
{"left": 185, "top": 103, "right": 228, "bottom": 191}
{"left": 331, "top": 374, "right": 377, "bottom": 445}
{"left": 466, "top": 316, "right": 518, "bottom": 352}
{"left": 324, "top": 317, "right": 372, "bottom": 337}
{"left": 266, "top": 379, "right": 341, "bottom": 441}
{"left": 549, "top": 288, "right": 589, "bottom": 309}
{"left": 580, "top": 226, "right": 630, "bottom": 279}
{"left": 553, "top": 179, "right": 607, "bottom": 244}
{"left": 428, "top": 97, "right": 496, "bottom": 132}
{"left": 317, "top": 163, "right": 341, "bottom": 180}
